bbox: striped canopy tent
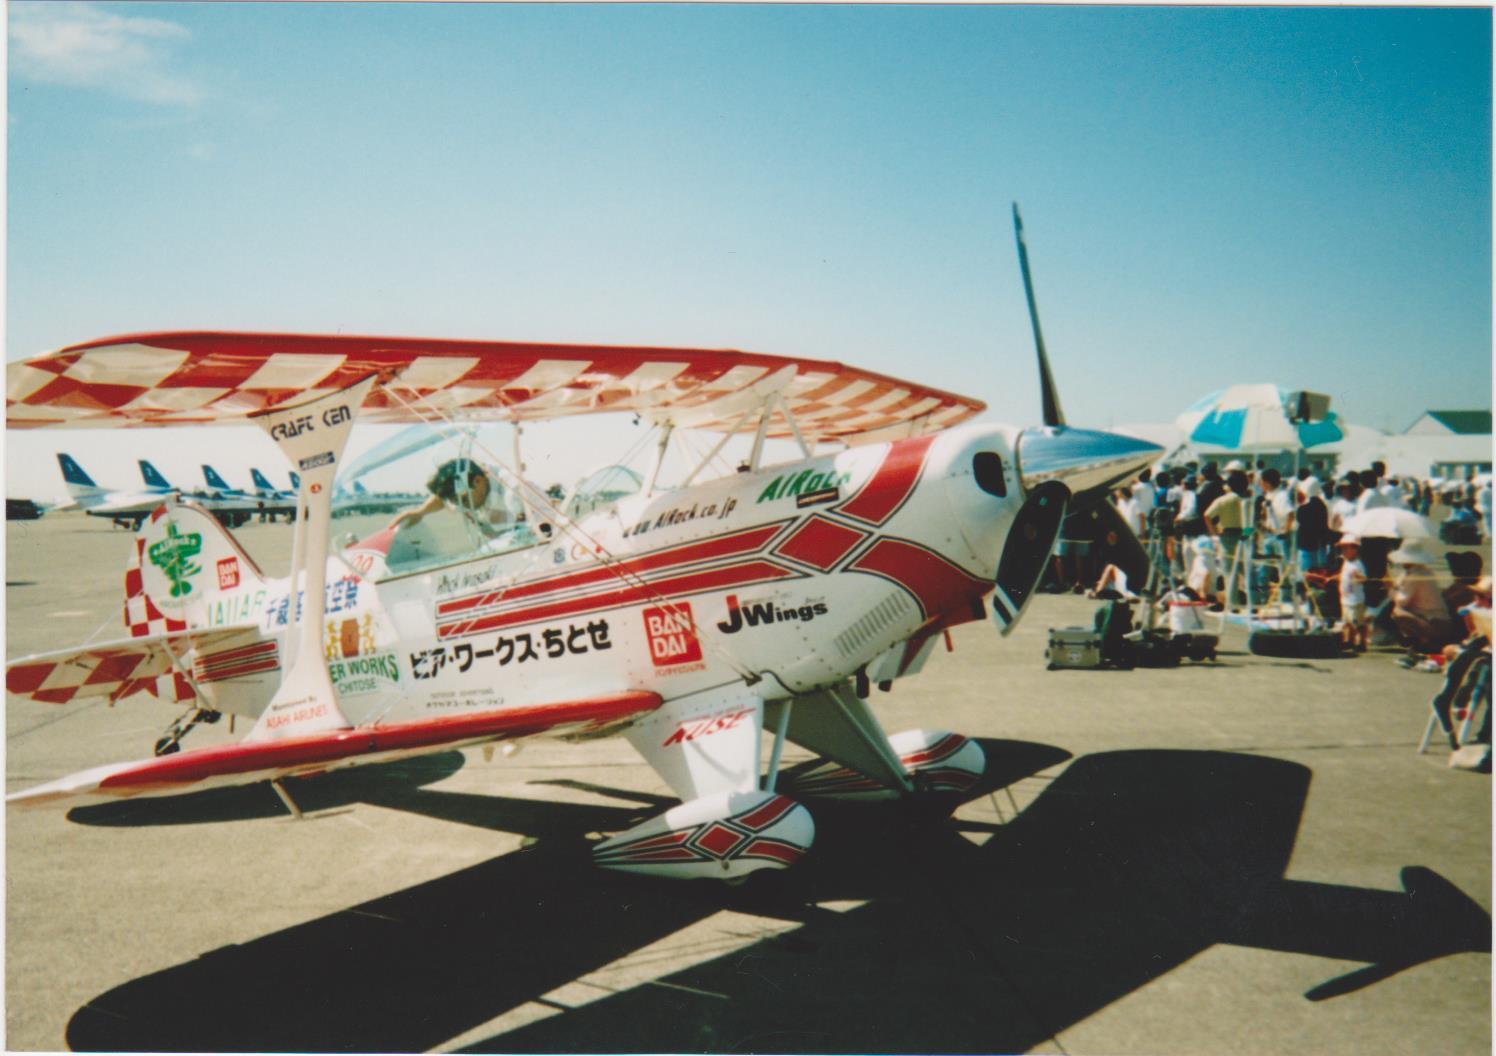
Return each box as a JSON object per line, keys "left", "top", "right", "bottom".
{"left": 1176, "top": 384, "right": 1346, "bottom": 453}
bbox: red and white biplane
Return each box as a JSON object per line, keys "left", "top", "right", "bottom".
{"left": 6, "top": 211, "right": 1160, "bottom": 881}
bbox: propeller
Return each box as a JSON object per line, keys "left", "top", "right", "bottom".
{"left": 1010, "top": 202, "right": 1155, "bottom": 589}
{"left": 1013, "top": 203, "right": 1065, "bottom": 429}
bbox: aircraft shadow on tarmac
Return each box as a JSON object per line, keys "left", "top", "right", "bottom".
{"left": 65, "top": 741, "right": 1490, "bottom": 1054}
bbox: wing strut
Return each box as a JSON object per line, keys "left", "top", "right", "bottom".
{"left": 247, "top": 375, "right": 377, "bottom": 741}
{"left": 775, "top": 393, "right": 812, "bottom": 459}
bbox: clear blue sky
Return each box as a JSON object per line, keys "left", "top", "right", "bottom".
{"left": 6, "top": 2, "right": 1492, "bottom": 498}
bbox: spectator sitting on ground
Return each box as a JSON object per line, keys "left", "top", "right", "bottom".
{"left": 1089, "top": 563, "right": 1138, "bottom": 600}
{"left": 1389, "top": 540, "right": 1462, "bottom": 656}
{"left": 1444, "top": 551, "right": 1486, "bottom": 619}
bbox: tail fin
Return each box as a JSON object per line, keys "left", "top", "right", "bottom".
{"left": 139, "top": 459, "right": 173, "bottom": 491}
{"left": 57, "top": 453, "right": 107, "bottom": 506}
{"left": 124, "top": 500, "right": 269, "bottom": 637}
{"left": 202, "top": 464, "right": 234, "bottom": 491}
{"left": 290, "top": 471, "right": 301, "bottom": 490}
{"left": 58, "top": 453, "right": 98, "bottom": 487}
{"left": 251, "top": 468, "right": 275, "bottom": 492}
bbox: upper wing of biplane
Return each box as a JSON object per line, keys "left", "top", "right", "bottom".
{"left": 6, "top": 331, "right": 984, "bottom": 444}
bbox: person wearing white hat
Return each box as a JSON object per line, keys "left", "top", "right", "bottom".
{"left": 1336, "top": 535, "right": 1370, "bottom": 652}
{"left": 1389, "top": 539, "right": 1461, "bottom": 653}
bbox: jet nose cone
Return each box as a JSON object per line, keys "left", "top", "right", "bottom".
{"left": 1016, "top": 427, "right": 1163, "bottom": 504}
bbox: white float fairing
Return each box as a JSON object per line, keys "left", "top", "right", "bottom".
{"left": 592, "top": 790, "right": 814, "bottom": 880}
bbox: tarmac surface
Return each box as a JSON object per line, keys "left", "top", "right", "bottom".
{"left": 6, "top": 510, "right": 1492, "bottom": 1053}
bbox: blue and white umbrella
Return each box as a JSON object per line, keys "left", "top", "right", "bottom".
{"left": 1176, "top": 384, "right": 1345, "bottom": 452}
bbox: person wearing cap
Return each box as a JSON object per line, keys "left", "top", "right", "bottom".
{"left": 1205, "top": 469, "right": 1251, "bottom": 605}
{"left": 388, "top": 457, "right": 511, "bottom": 537}
{"left": 1389, "top": 540, "right": 1461, "bottom": 654}
{"left": 1337, "top": 535, "right": 1370, "bottom": 652}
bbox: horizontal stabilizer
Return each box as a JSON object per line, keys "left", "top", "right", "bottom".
{"left": 8, "top": 690, "right": 661, "bottom": 808}
{"left": 6, "top": 626, "right": 266, "bottom": 708}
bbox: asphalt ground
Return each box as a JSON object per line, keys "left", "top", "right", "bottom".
{"left": 5, "top": 510, "right": 1491, "bottom": 1053}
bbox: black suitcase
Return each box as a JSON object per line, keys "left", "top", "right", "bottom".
{"left": 1173, "top": 632, "right": 1219, "bottom": 662}
{"left": 1247, "top": 629, "right": 1344, "bottom": 658}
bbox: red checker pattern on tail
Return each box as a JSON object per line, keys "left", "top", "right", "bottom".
{"left": 124, "top": 530, "right": 187, "bottom": 639}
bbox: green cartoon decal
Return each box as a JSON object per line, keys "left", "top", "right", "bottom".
{"left": 147, "top": 523, "right": 203, "bottom": 598}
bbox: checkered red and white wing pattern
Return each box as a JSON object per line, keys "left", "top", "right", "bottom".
{"left": 6, "top": 331, "right": 984, "bottom": 443}
{"left": 6, "top": 635, "right": 196, "bottom": 707}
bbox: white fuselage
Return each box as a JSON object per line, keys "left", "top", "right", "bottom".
{"left": 196, "top": 423, "right": 1026, "bottom": 725}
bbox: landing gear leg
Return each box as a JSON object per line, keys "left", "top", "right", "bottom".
{"left": 152, "top": 706, "right": 222, "bottom": 756}
{"left": 270, "top": 779, "right": 304, "bottom": 819}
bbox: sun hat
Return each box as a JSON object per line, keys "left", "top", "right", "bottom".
{"left": 1388, "top": 540, "right": 1437, "bottom": 566}
{"left": 1335, "top": 534, "right": 1360, "bottom": 548}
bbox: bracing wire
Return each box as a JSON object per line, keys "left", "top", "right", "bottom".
{"left": 377, "top": 386, "right": 759, "bottom": 682}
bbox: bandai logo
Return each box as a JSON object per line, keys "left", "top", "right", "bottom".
{"left": 643, "top": 603, "right": 703, "bottom": 668}
{"left": 217, "top": 556, "right": 240, "bottom": 590}
{"left": 270, "top": 415, "right": 315, "bottom": 441}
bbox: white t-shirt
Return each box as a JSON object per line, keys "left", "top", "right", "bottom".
{"left": 1339, "top": 558, "right": 1366, "bottom": 608}
{"left": 1115, "top": 494, "right": 1143, "bottom": 535}
{"left": 1187, "top": 545, "right": 1218, "bottom": 596}
{"left": 1262, "top": 487, "right": 1294, "bottom": 534}
{"left": 1177, "top": 490, "right": 1199, "bottom": 521}
{"left": 1131, "top": 481, "right": 1156, "bottom": 519}
{"left": 1356, "top": 489, "right": 1389, "bottom": 515}
{"left": 1328, "top": 496, "right": 1356, "bottom": 529}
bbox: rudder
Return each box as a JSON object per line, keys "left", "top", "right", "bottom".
{"left": 125, "top": 500, "right": 269, "bottom": 637}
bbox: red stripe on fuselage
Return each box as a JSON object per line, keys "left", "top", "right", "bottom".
{"left": 439, "top": 559, "right": 797, "bottom": 638}
{"left": 438, "top": 522, "right": 788, "bottom": 617}
{"left": 834, "top": 434, "right": 937, "bottom": 527}
{"left": 772, "top": 515, "right": 869, "bottom": 572}
{"left": 846, "top": 537, "right": 988, "bottom": 621}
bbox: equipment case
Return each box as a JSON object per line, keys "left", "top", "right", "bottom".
{"left": 1047, "top": 627, "right": 1105, "bottom": 670}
